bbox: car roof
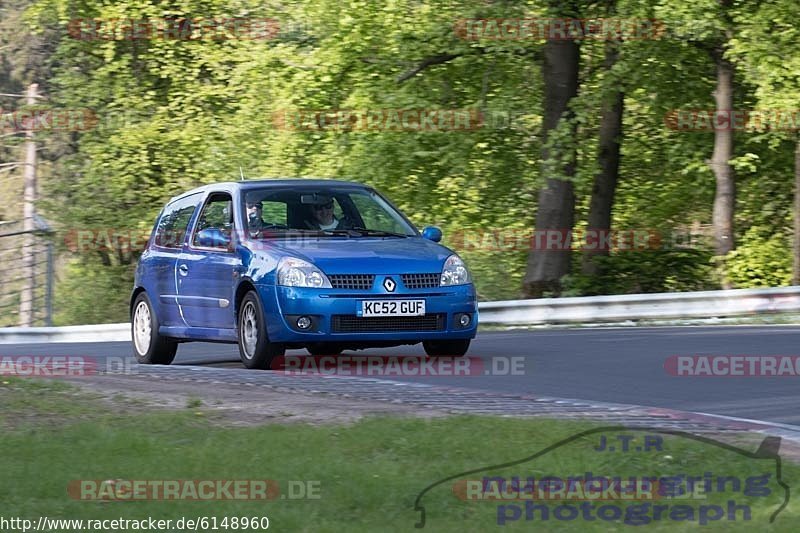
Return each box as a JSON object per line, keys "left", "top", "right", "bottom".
{"left": 167, "top": 178, "right": 370, "bottom": 204}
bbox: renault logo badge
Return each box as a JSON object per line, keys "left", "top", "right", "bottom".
{"left": 383, "top": 277, "right": 396, "bottom": 292}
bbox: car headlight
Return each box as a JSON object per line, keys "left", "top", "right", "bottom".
{"left": 277, "top": 257, "right": 332, "bottom": 288}
{"left": 440, "top": 254, "right": 471, "bottom": 286}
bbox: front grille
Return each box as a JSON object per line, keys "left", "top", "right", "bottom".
{"left": 329, "top": 274, "right": 375, "bottom": 290}
{"left": 401, "top": 273, "right": 441, "bottom": 289}
{"left": 332, "top": 314, "right": 445, "bottom": 333}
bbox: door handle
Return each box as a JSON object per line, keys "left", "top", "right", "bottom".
{"left": 178, "top": 264, "right": 189, "bottom": 276}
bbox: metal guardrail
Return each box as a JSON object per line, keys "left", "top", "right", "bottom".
{"left": 0, "top": 323, "right": 131, "bottom": 344}
{"left": 478, "top": 286, "right": 800, "bottom": 325}
{"left": 2, "top": 286, "right": 800, "bottom": 344}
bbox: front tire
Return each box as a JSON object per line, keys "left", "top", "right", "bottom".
{"left": 238, "top": 291, "right": 285, "bottom": 369}
{"left": 131, "top": 292, "right": 177, "bottom": 364}
{"left": 423, "top": 339, "right": 470, "bottom": 357}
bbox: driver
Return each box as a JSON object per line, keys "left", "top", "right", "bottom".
{"left": 304, "top": 195, "right": 351, "bottom": 230}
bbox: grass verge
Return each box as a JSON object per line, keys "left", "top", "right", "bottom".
{"left": 1, "top": 378, "right": 799, "bottom": 532}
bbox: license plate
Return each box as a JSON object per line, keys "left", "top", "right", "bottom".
{"left": 359, "top": 300, "right": 425, "bottom": 317}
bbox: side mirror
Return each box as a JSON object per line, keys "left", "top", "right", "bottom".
{"left": 196, "top": 228, "right": 231, "bottom": 249}
{"left": 421, "top": 226, "right": 442, "bottom": 242}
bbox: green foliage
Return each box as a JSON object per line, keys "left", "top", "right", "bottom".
{"left": 2, "top": 0, "right": 797, "bottom": 324}
{"left": 726, "top": 226, "right": 793, "bottom": 288}
{"left": 562, "top": 250, "right": 717, "bottom": 296}
{"left": 53, "top": 259, "right": 132, "bottom": 325}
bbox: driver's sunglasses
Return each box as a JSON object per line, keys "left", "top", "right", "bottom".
{"left": 313, "top": 202, "right": 334, "bottom": 210}
{"left": 247, "top": 203, "right": 263, "bottom": 209}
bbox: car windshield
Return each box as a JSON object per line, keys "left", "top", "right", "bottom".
{"left": 242, "top": 186, "right": 418, "bottom": 238}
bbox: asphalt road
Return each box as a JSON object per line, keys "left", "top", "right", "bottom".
{"left": 2, "top": 326, "right": 799, "bottom": 425}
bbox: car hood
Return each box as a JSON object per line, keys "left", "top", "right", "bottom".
{"left": 260, "top": 237, "right": 454, "bottom": 274}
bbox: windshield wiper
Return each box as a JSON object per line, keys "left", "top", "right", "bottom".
{"left": 348, "top": 227, "right": 409, "bottom": 238}
{"left": 319, "top": 229, "right": 356, "bottom": 238}
{"left": 301, "top": 228, "right": 409, "bottom": 238}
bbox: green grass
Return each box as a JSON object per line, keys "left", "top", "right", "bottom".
{"left": 186, "top": 396, "right": 204, "bottom": 409}
{"left": 1, "top": 378, "right": 799, "bottom": 531}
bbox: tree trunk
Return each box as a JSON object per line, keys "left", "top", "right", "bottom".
{"left": 793, "top": 138, "right": 800, "bottom": 284}
{"left": 710, "top": 55, "right": 735, "bottom": 256}
{"left": 582, "top": 44, "right": 624, "bottom": 276}
{"left": 709, "top": 51, "right": 735, "bottom": 265}
{"left": 19, "top": 83, "right": 38, "bottom": 327}
{"left": 522, "top": 37, "right": 580, "bottom": 297}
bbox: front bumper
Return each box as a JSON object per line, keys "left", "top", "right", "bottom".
{"left": 257, "top": 283, "right": 478, "bottom": 343}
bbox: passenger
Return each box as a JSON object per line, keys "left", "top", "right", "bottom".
{"left": 246, "top": 200, "right": 266, "bottom": 235}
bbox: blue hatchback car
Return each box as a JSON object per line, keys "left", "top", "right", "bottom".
{"left": 131, "top": 179, "right": 478, "bottom": 369}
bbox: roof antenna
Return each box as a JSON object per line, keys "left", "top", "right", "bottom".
{"left": 239, "top": 166, "right": 246, "bottom": 181}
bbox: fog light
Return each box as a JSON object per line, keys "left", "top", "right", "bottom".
{"left": 458, "top": 314, "right": 471, "bottom": 327}
{"left": 297, "top": 316, "right": 312, "bottom": 330}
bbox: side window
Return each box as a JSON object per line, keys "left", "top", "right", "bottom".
{"left": 192, "top": 193, "right": 234, "bottom": 249}
{"left": 154, "top": 195, "right": 199, "bottom": 248}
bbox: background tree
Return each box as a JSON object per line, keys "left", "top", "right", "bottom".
{"left": 522, "top": 0, "right": 581, "bottom": 297}
{"left": 0, "top": 0, "right": 796, "bottom": 326}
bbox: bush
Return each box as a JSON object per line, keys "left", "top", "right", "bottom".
{"left": 726, "top": 227, "right": 792, "bottom": 288}
{"left": 561, "top": 249, "right": 717, "bottom": 296}
{"left": 53, "top": 259, "right": 133, "bottom": 325}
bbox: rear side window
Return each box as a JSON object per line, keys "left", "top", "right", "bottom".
{"left": 154, "top": 194, "right": 200, "bottom": 248}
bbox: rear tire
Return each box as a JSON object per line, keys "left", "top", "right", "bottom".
{"left": 131, "top": 292, "right": 177, "bottom": 364}
{"left": 423, "top": 339, "right": 470, "bottom": 357}
{"left": 238, "top": 291, "right": 285, "bottom": 369}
